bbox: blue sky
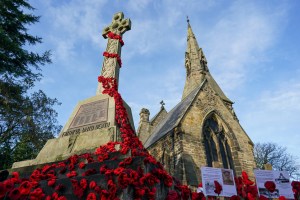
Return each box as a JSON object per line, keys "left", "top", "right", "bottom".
{"left": 28, "top": 0, "right": 300, "bottom": 160}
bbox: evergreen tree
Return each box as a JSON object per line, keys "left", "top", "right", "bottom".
{"left": 0, "top": 0, "right": 61, "bottom": 169}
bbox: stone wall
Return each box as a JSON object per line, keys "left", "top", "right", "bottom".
{"left": 180, "top": 82, "right": 256, "bottom": 177}
{"left": 149, "top": 108, "right": 167, "bottom": 133}
{"left": 147, "top": 130, "right": 185, "bottom": 182}
{"left": 137, "top": 108, "right": 151, "bottom": 144}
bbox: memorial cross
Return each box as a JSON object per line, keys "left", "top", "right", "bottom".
{"left": 97, "top": 12, "right": 131, "bottom": 94}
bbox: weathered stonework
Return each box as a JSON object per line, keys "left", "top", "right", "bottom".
{"left": 180, "top": 81, "right": 255, "bottom": 178}
{"left": 12, "top": 12, "right": 134, "bottom": 169}
{"left": 12, "top": 95, "right": 135, "bottom": 168}
{"left": 138, "top": 20, "right": 256, "bottom": 186}
{"left": 137, "top": 106, "right": 168, "bottom": 144}
{"left": 137, "top": 108, "right": 151, "bottom": 144}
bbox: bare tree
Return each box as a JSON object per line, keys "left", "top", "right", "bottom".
{"left": 254, "top": 142, "right": 299, "bottom": 178}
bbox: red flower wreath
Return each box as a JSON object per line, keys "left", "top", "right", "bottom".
{"left": 107, "top": 32, "right": 124, "bottom": 46}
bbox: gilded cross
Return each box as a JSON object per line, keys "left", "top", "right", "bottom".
{"left": 97, "top": 12, "right": 131, "bottom": 95}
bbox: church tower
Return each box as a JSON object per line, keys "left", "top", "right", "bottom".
{"left": 137, "top": 19, "right": 256, "bottom": 187}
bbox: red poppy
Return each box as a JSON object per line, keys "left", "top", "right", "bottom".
{"left": 117, "top": 172, "right": 131, "bottom": 189}
{"left": 94, "top": 186, "right": 102, "bottom": 193}
{"left": 242, "top": 171, "right": 254, "bottom": 185}
{"left": 292, "top": 181, "right": 300, "bottom": 199}
{"left": 78, "top": 162, "right": 86, "bottom": 169}
{"left": 245, "top": 185, "right": 258, "bottom": 196}
{"left": 11, "top": 172, "right": 20, "bottom": 184}
{"left": 42, "top": 165, "right": 53, "bottom": 173}
{"left": 71, "top": 179, "right": 84, "bottom": 198}
{"left": 178, "top": 185, "right": 191, "bottom": 200}
{"left": 52, "top": 192, "right": 59, "bottom": 199}
{"left": 54, "top": 184, "right": 65, "bottom": 192}
{"left": 147, "top": 187, "right": 156, "bottom": 200}
{"left": 46, "top": 170, "right": 56, "bottom": 179}
{"left": 119, "top": 157, "right": 132, "bottom": 167}
{"left": 31, "top": 181, "right": 39, "bottom": 189}
{"left": 66, "top": 171, "right": 77, "bottom": 178}
{"left": 140, "top": 173, "right": 160, "bottom": 187}
{"left": 48, "top": 178, "right": 56, "bottom": 187}
{"left": 80, "top": 178, "right": 88, "bottom": 190}
{"left": 247, "top": 192, "right": 256, "bottom": 200}
{"left": 8, "top": 188, "right": 21, "bottom": 200}
{"left": 214, "top": 181, "right": 223, "bottom": 195}
{"left": 45, "top": 195, "right": 51, "bottom": 200}
{"left": 134, "top": 187, "right": 146, "bottom": 198}
{"left": 19, "top": 181, "right": 32, "bottom": 195}
{"left": 264, "top": 181, "right": 276, "bottom": 193}
{"left": 29, "top": 188, "right": 45, "bottom": 200}
{"left": 87, "top": 192, "right": 97, "bottom": 200}
{"left": 3, "top": 179, "right": 14, "bottom": 191}
{"left": 89, "top": 181, "right": 97, "bottom": 189}
{"left": 57, "top": 196, "right": 67, "bottom": 200}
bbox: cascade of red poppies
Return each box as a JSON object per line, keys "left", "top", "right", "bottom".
{"left": 2, "top": 29, "right": 299, "bottom": 200}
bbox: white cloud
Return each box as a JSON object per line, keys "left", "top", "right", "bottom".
{"left": 240, "top": 76, "right": 300, "bottom": 158}
{"left": 259, "top": 81, "right": 300, "bottom": 112}
{"left": 206, "top": 1, "right": 287, "bottom": 93}
{"left": 126, "top": 0, "right": 151, "bottom": 13}
{"left": 41, "top": 0, "right": 108, "bottom": 62}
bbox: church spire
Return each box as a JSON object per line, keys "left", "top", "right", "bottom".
{"left": 182, "top": 18, "right": 208, "bottom": 100}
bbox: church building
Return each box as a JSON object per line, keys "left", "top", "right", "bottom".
{"left": 137, "top": 19, "right": 256, "bottom": 187}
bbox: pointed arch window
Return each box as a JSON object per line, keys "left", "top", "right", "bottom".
{"left": 203, "top": 116, "right": 234, "bottom": 170}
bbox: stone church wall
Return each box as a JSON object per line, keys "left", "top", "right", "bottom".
{"left": 147, "top": 130, "right": 185, "bottom": 181}
{"left": 180, "top": 82, "right": 255, "bottom": 177}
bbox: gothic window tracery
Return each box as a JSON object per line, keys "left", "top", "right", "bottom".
{"left": 203, "top": 115, "right": 235, "bottom": 171}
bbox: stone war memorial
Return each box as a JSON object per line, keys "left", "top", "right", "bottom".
{"left": 0, "top": 12, "right": 269, "bottom": 200}
{"left": 12, "top": 12, "right": 135, "bottom": 169}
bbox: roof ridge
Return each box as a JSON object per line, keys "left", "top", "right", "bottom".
{"left": 144, "top": 81, "right": 206, "bottom": 148}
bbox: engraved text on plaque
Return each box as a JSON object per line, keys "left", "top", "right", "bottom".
{"left": 69, "top": 99, "right": 108, "bottom": 129}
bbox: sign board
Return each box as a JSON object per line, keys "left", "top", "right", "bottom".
{"left": 69, "top": 99, "right": 108, "bottom": 129}
{"left": 254, "top": 169, "right": 293, "bottom": 199}
{"left": 201, "top": 167, "right": 237, "bottom": 197}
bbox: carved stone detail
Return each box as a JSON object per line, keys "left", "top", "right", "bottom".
{"left": 109, "top": 127, "right": 116, "bottom": 141}
{"left": 195, "top": 84, "right": 218, "bottom": 115}
{"left": 185, "top": 52, "right": 191, "bottom": 77}
{"left": 68, "top": 135, "right": 78, "bottom": 153}
{"left": 97, "top": 12, "right": 131, "bottom": 95}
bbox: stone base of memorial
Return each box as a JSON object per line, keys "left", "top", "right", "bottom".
{"left": 12, "top": 94, "right": 134, "bottom": 169}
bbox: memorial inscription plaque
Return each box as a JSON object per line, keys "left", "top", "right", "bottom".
{"left": 69, "top": 99, "right": 108, "bottom": 129}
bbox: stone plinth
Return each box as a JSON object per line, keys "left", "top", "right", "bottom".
{"left": 12, "top": 94, "right": 134, "bottom": 169}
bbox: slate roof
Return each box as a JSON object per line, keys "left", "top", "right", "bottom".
{"left": 144, "top": 82, "right": 204, "bottom": 148}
